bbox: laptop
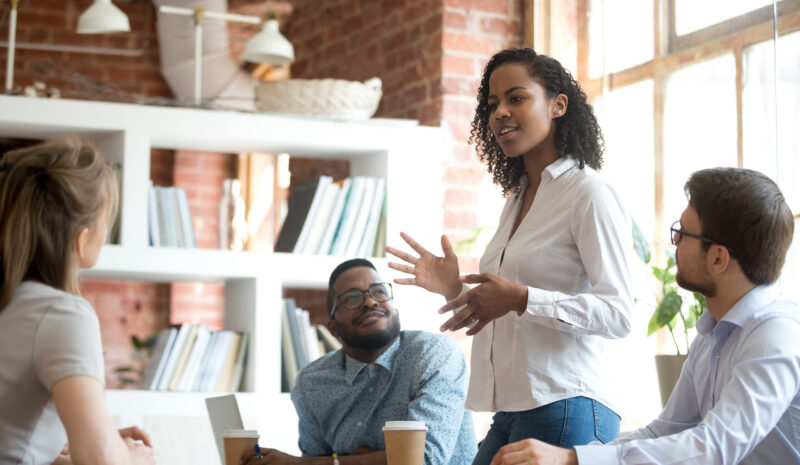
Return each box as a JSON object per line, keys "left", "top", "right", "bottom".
{"left": 206, "top": 394, "right": 245, "bottom": 465}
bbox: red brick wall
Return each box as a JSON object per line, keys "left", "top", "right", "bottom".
{"left": 440, "top": 1, "right": 522, "bottom": 273}
{"left": 284, "top": 0, "right": 444, "bottom": 125}
{"left": 1, "top": 1, "right": 170, "bottom": 98}
{"left": 170, "top": 151, "right": 237, "bottom": 330}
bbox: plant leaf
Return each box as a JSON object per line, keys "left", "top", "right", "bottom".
{"left": 660, "top": 244, "right": 676, "bottom": 264}
{"left": 648, "top": 292, "right": 683, "bottom": 336}
{"left": 651, "top": 266, "right": 665, "bottom": 281}
{"left": 632, "top": 219, "right": 651, "bottom": 264}
{"left": 685, "top": 292, "right": 707, "bottom": 329}
{"left": 131, "top": 335, "right": 145, "bottom": 349}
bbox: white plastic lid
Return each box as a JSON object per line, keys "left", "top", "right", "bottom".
{"left": 222, "top": 429, "right": 259, "bottom": 438}
{"left": 382, "top": 421, "right": 428, "bottom": 431}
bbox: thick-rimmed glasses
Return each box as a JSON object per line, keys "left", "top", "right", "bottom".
{"left": 330, "top": 282, "right": 393, "bottom": 318}
{"left": 670, "top": 220, "right": 734, "bottom": 255}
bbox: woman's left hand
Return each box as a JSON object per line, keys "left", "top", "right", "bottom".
{"left": 118, "top": 426, "right": 152, "bottom": 447}
{"left": 438, "top": 273, "right": 528, "bottom": 335}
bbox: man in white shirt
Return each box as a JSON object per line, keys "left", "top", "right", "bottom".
{"left": 489, "top": 167, "right": 798, "bottom": 465}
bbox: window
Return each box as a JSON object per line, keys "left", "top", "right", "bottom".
{"left": 674, "top": 0, "right": 773, "bottom": 36}
{"left": 530, "top": 0, "right": 800, "bottom": 430}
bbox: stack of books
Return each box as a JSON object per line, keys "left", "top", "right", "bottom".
{"left": 139, "top": 324, "right": 249, "bottom": 392}
{"left": 147, "top": 182, "right": 197, "bottom": 248}
{"left": 274, "top": 176, "right": 386, "bottom": 257}
{"left": 281, "top": 298, "right": 342, "bottom": 392}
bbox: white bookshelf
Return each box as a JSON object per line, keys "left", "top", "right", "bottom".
{"left": 0, "top": 95, "right": 447, "bottom": 463}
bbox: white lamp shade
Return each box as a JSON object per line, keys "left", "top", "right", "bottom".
{"left": 77, "top": 0, "right": 131, "bottom": 34}
{"left": 241, "top": 19, "right": 295, "bottom": 65}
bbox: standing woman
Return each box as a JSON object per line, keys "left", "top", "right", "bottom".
{"left": 386, "top": 48, "right": 633, "bottom": 465}
{"left": 0, "top": 140, "right": 155, "bottom": 465}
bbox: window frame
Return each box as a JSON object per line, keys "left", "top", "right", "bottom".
{"left": 525, "top": 0, "right": 800, "bottom": 242}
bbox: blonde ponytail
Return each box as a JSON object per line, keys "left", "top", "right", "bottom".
{"left": 0, "top": 139, "right": 118, "bottom": 310}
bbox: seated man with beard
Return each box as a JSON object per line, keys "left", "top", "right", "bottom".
{"left": 248, "top": 258, "right": 476, "bottom": 465}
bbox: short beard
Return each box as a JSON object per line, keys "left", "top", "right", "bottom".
{"left": 676, "top": 270, "right": 716, "bottom": 298}
{"left": 336, "top": 311, "right": 401, "bottom": 350}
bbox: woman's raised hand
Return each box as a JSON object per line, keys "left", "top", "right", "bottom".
{"left": 386, "top": 233, "right": 462, "bottom": 300}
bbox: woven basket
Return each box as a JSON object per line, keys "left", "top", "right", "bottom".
{"left": 254, "top": 77, "right": 382, "bottom": 120}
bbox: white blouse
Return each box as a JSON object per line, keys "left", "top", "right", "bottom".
{"left": 465, "top": 157, "right": 634, "bottom": 413}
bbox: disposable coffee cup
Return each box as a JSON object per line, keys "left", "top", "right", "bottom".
{"left": 383, "top": 421, "right": 428, "bottom": 465}
{"left": 222, "top": 429, "right": 259, "bottom": 465}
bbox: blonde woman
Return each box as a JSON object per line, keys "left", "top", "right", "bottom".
{"left": 0, "top": 140, "right": 155, "bottom": 465}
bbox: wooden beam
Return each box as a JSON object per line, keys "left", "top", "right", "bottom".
{"left": 735, "top": 47, "right": 744, "bottom": 168}
{"left": 576, "top": 0, "right": 590, "bottom": 83}
{"left": 523, "top": 0, "right": 535, "bottom": 49}
{"left": 671, "top": 1, "right": 800, "bottom": 52}
{"left": 579, "top": 9, "right": 800, "bottom": 99}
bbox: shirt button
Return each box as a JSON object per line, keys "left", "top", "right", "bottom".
{"left": 357, "top": 421, "right": 363, "bottom": 427}
{"left": 369, "top": 388, "right": 374, "bottom": 392}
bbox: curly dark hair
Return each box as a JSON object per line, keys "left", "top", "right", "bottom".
{"left": 469, "top": 48, "right": 604, "bottom": 196}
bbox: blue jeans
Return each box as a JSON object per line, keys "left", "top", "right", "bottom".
{"left": 472, "top": 397, "right": 620, "bottom": 465}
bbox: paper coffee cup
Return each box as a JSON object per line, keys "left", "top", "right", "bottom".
{"left": 222, "top": 429, "right": 259, "bottom": 465}
{"left": 383, "top": 421, "right": 428, "bottom": 465}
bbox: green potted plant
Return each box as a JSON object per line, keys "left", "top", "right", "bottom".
{"left": 632, "top": 220, "right": 707, "bottom": 406}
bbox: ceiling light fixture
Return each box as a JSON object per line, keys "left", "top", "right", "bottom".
{"left": 77, "top": 0, "right": 132, "bottom": 34}
{"left": 159, "top": 5, "right": 295, "bottom": 107}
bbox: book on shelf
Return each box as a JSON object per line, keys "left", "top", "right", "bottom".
{"left": 167, "top": 324, "right": 200, "bottom": 391}
{"left": 300, "top": 180, "right": 341, "bottom": 255}
{"left": 175, "top": 187, "right": 197, "bottom": 248}
{"left": 148, "top": 185, "right": 197, "bottom": 248}
{"left": 275, "top": 175, "right": 387, "bottom": 257}
{"left": 215, "top": 332, "right": 242, "bottom": 392}
{"left": 156, "top": 323, "right": 193, "bottom": 391}
{"left": 192, "top": 331, "right": 221, "bottom": 392}
{"left": 157, "top": 187, "right": 177, "bottom": 247}
{"left": 292, "top": 176, "right": 332, "bottom": 254}
{"left": 147, "top": 181, "right": 161, "bottom": 247}
{"left": 281, "top": 298, "right": 342, "bottom": 392}
{"left": 316, "top": 325, "right": 342, "bottom": 353}
{"left": 330, "top": 177, "right": 367, "bottom": 256}
{"left": 107, "top": 163, "right": 123, "bottom": 244}
{"left": 343, "top": 177, "right": 377, "bottom": 256}
{"left": 371, "top": 198, "right": 388, "bottom": 257}
{"left": 140, "top": 326, "right": 248, "bottom": 392}
{"left": 281, "top": 308, "right": 299, "bottom": 392}
{"left": 297, "top": 307, "right": 321, "bottom": 362}
{"left": 198, "top": 330, "right": 234, "bottom": 392}
{"left": 317, "top": 178, "right": 352, "bottom": 255}
{"left": 274, "top": 177, "right": 324, "bottom": 253}
{"left": 227, "top": 332, "right": 249, "bottom": 392}
{"left": 140, "top": 327, "right": 177, "bottom": 390}
{"left": 282, "top": 298, "right": 308, "bottom": 370}
{"left": 356, "top": 178, "right": 386, "bottom": 257}
{"left": 175, "top": 325, "right": 211, "bottom": 391}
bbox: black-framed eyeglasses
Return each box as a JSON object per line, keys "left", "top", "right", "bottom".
{"left": 330, "top": 282, "right": 393, "bottom": 318}
{"left": 670, "top": 220, "right": 734, "bottom": 255}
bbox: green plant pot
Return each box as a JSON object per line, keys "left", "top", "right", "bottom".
{"left": 655, "top": 354, "right": 688, "bottom": 407}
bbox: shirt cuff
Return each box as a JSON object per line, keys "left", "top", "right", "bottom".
{"left": 522, "top": 286, "right": 554, "bottom": 315}
{"left": 449, "top": 283, "right": 471, "bottom": 314}
{"left": 574, "top": 444, "right": 619, "bottom": 465}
